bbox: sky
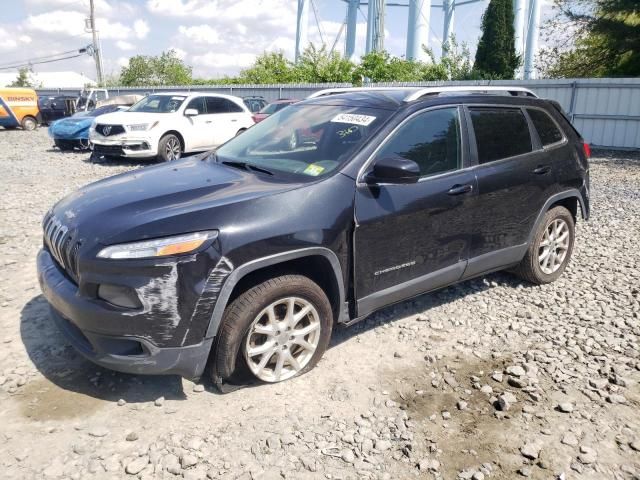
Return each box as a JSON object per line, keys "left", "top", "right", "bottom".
{"left": 0, "top": 0, "right": 555, "bottom": 81}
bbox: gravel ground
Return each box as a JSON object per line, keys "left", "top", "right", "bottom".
{"left": 0, "top": 128, "right": 639, "bottom": 480}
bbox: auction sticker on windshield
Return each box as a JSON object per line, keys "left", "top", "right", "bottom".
{"left": 303, "top": 164, "right": 325, "bottom": 176}
{"left": 330, "top": 113, "right": 376, "bottom": 126}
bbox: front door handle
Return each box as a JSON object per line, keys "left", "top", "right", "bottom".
{"left": 533, "top": 165, "right": 552, "bottom": 175}
{"left": 447, "top": 184, "right": 473, "bottom": 195}
{"left": 205, "top": 121, "right": 213, "bottom": 124}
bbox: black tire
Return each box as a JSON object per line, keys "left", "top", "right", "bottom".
{"left": 514, "top": 206, "right": 575, "bottom": 284}
{"left": 210, "top": 274, "right": 333, "bottom": 386}
{"left": 235, "top": 128, "right": 247, "bottom": 136}
{"left": 21, "top": 116, "right": 37, "bottom": 131}
{"left": 158, "top": 133, "right": 182, "bottom": 162}
{"left": 54, "top": 139, "right": 75, "bottom": 151}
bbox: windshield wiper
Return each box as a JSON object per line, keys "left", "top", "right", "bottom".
{"left": 221, "top": 160, "right": 274, "bottom": 176}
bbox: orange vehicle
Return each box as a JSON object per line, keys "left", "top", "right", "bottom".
{"left": 0, "top": 87, "right": 40, "bottom": 130}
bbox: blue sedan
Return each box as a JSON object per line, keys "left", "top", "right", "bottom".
{"left": 49, "top": 105, "right": 126, "bottom": 151}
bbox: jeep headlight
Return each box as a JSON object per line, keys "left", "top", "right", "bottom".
{"left": 97, "top": 231, "right": 218, "bottom": 259}
{"left": 127, "top": 122, "right": 158, "bottom": 132}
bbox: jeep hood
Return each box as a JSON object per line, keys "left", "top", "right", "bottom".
{"left": 50, "top": 156, "right": 303, "bottom": 246}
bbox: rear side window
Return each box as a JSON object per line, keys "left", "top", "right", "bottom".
{"left": 206, "top": 97, "right": 244, "bottom": 113}
{"left": 527, "top": 108, "right": 563, "bottom": 146}
{"left": 375, "top": 107, "right": 461, "bottom": 178}
{"left": 470, "top": 107, "right": 532, "bottom": 163}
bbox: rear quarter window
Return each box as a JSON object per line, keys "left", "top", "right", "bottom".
{"left": 469, "top": 107, "right": 532, "bottom": 164}
{"left": 527, "top": 108, "right": 564, "bottom": 146}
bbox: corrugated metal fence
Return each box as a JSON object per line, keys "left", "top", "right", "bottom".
{"left": 38, "top": 78, "right": 640, "bottom": 149}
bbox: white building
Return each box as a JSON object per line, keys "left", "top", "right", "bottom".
{"left": 0, "top": 71, "right": 96, "bottom": 88}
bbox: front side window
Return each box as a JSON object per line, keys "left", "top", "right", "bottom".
{"left": 374, "top": 107, "right": 461, "bottom": 178}
{"left": 470, "top": 107, "right": 532, "bottom": 163}
{"left": 215, "top": 104, "right": 391, "bottom": 179}
{"left": 129, "top": 95, "right": 186, "bottom": 113}
{"left": 187, "top": 97, "right": 206, "bottom": 114}
{"left": 528, "top": 108, "right": 563, "bottom": 146}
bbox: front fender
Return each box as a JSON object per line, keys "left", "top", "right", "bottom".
{"left": 204, "top": 247, "right": 346, "bottom": 338}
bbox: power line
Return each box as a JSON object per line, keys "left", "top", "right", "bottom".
{"left": 0, "top": 48, "right": 84, "bottom": 68}
{"left": 0, "top": 50, "right": 89, "bottom": 71}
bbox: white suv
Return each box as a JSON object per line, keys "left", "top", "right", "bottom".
{"left": 89, "top": 92, "right": 254, "bottom": 161}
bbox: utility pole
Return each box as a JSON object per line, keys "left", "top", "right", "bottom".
{"left": 88, "top": 0, "right": 104, "bottom": 85}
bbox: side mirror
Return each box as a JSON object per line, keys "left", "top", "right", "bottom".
{"left": 184, "top": 108, "right": 199, "bottom": 116}
{"left": 366, "top": 156, "right": 420, "bottom": 184}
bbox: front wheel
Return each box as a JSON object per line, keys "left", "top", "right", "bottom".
{"left": 158, "top": 134, "right": 182, "bottom": 162}
{"left": 210, "top": 275, "right": 333, "bottom": 386}
{"left": 514, "top": 206, "right": 575, "bottom": 284}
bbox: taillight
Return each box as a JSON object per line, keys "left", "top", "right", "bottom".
{"left": 583, "top": 142, "right": 591, "bottom": 159}
{"left": 251, "top": 115, "right": 258, "bottom": 123}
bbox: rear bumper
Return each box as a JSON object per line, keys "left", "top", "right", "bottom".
{"left": 37, "top": 249, "right": 212, "bottom": 378}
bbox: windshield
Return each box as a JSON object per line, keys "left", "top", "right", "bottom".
{"left": 129, "top": 95, "right": 185, "bottom": 113}
{"left": 215, "top": 104, "right": 391, "bottom": 179}
{"left": 87, "top": 105, "right": 123, "bottom": 117}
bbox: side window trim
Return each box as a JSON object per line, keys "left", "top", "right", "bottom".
{"left": 356, "top": 104, "right": 466, "bottom": 185}
{"left": 525, "top": 106, "right": 568, "bottom": 150}
{"left": 464, "top": 104, "right": 537, "bottom": 167}
{"left": 521, "top": 107, "right": 543, "bottom": 151}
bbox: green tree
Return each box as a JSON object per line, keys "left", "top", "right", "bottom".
{"left": 119, "top": 50, "right": 192, "bottom": 86}
{"left": 292, "top": 45, "right": 354, "bottom": 82}
{"left": 540, "top": 0, "right": 639, "bottom": 77}
{"left": 440, "top": 38, "right": 483, "bottom": 80}
{"left": 9, "top": 68, "right": 36, "bottom": 88}
{"left": 474, "top": 0, "right": 520, "bottom": 78}
{"left": 236, "top": 51, "right": 296, "bottom": 84}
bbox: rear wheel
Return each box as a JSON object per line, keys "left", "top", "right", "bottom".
{"left": 158, "top": 134, "right": 182, "bottom": 162}
{"left": 514, "top": 206, "right": 575, "bottom": 284}
{"left": 235, "top": 128, "right": 247, "bottom": 136}
{"left": 210, "top": 274, "right": 332, "bottom": 386}
{"left": 21, "top": 116, "right": 37, "bottom": 131}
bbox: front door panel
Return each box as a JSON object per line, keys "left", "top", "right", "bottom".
{"left": 354, "top": 170, "right": 477, "bottom": 313}
{"left": 353, "top": 106, "right": 479, "bottom": 316}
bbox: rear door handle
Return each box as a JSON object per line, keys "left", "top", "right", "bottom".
{"left": 533, "top": 165, "right": 551, "bottom": 175}
{"left": 447, "top": 184, "right": 473, "bottom": 195}
{"left": 205, "top": 121, "right": 213, "bottom": 124}
{"left": 231, "top": 119, "right": 238, "bottom": 122}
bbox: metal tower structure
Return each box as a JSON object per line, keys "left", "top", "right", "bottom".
{"left": 295, "top": 0, "right": 310, "bottom": 62}
{"left": 366, "top": 0, "right": 386, "bottom": 53}
{"left": 524, "top": 0, "right": 541, "bottom": 79}
{"left": 294, "top": 0, "right": 542, "bottom": 77}
{"left": 513, "top": 0, "right": 526, "bottom": 77}
{"left": 406, "top": 0, "right": 430, "bottom": 61}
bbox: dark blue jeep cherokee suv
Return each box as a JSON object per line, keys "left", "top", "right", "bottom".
{"left": 37, "top": 86, "right": 590, "bottom": 388}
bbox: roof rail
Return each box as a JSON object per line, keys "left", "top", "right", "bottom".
{"left": 307, "top": 86, "right": 538, "bottom": 101}
{"left": 403, "top": 86, "right": 537, "bottom": 101}
{"left": 307, "top": 87, "right": 408, "bottom": 99}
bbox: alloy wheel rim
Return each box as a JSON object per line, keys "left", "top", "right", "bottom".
{"left": 166, "top": 137, "right": 180, "bottom": 160}
{"left": 244, "top": 296, "right": 321, "bottom": 382}
{"left": 538, "top": 218, "right": 570, "bottom": 274}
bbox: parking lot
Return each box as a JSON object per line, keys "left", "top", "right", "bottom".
{"left": 0, "top": 127, "right": 639, "bottom": 479}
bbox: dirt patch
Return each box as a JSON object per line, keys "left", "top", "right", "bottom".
{"left": 380, "top": 354, "right": 553, "bottom": 479}
{"left": 17, "top": 377, "right": 104, "bottom": 422}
